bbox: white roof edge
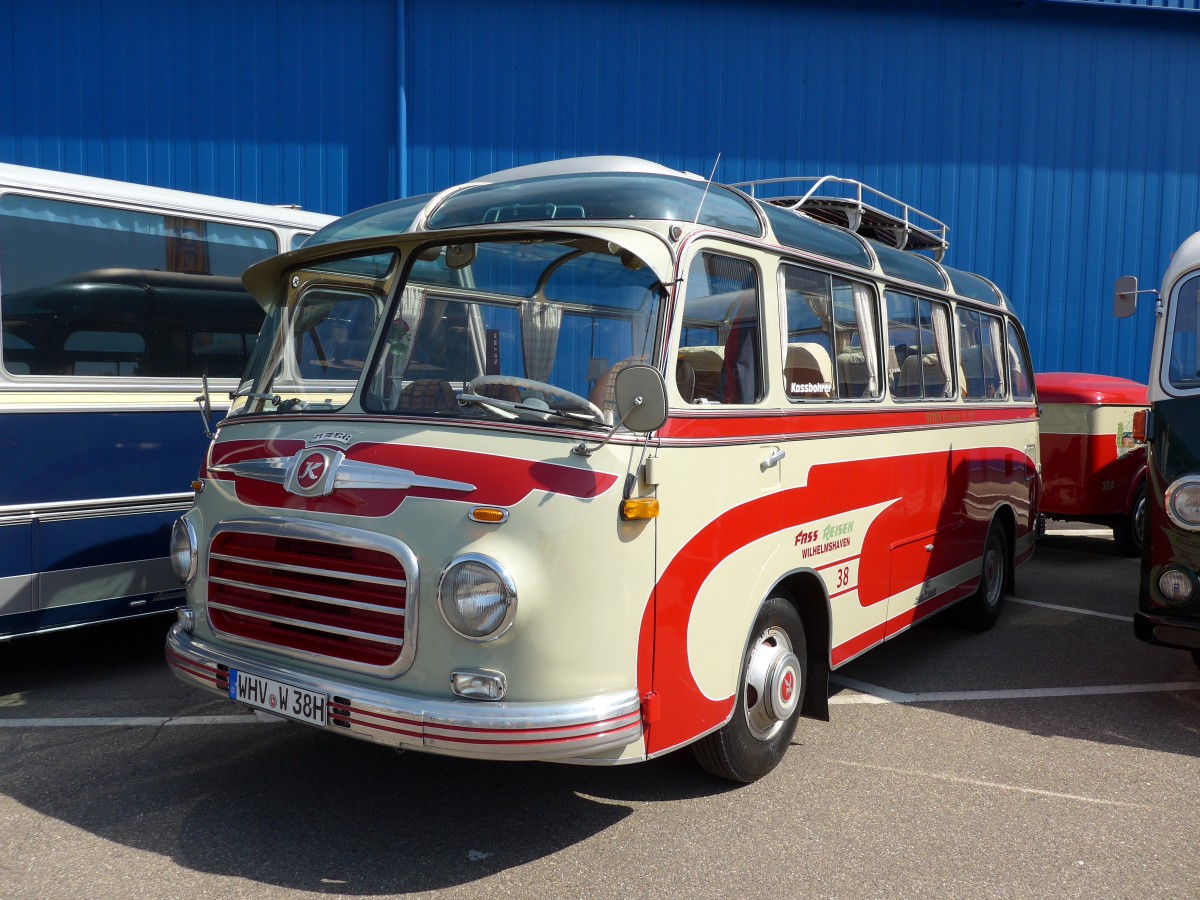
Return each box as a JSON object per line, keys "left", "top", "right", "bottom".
{"left": 0, "top": 161, "right": 333, "bottom": 228}
{"left": 474, "top": 155, "right": 700, "bottom": 184}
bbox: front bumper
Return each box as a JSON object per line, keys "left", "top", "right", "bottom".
{"left": 166, "top": 624, "right": 644, "bottom": 761}
{"left": 1134, "top": 610, "right": 1200, "bottom": 652}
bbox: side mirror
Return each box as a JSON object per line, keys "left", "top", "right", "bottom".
{"left": 1114, "top": 275, "right": 1139, "bottom": 319}
{"left": 613, "top": 364, "right": 668, "bottom": 434}
{"left": 572, "top": 364, "right": 668, "bottom": 456}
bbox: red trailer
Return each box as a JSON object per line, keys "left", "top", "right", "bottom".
{"left": 1036, "top": 373, "right": 1148, "bottom": 555}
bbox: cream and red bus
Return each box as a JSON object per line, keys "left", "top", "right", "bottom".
{"left": 166, "top": 157, "right": 1040, "bottom": 782}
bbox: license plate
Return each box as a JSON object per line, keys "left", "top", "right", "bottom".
{"left": 228, "top": 669, "right": 328, "bottom": 727}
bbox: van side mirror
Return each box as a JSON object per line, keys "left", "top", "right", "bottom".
{"left": 1114, "top": 275, "right": 1139, "bottom": 319}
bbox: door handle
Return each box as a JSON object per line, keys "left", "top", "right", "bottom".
{"left": 761, "top": 449, "right": 786, "bottom": 471}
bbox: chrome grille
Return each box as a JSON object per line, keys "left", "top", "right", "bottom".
{"left": 206, "top": 520, "right": 416, "bottom": 674}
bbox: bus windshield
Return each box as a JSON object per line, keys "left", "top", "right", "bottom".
{"left": 1167, "top": 273, "right": 1200, "bottom": 392}
{"left": 230, "top": 236, "right": 667, "bottom": 424}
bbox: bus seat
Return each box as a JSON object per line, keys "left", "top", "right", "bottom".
{"left": 721, "top": 315, "right": 760, "bottom": 404}
{"left": 396, "top": 378, "right": 457, "bottom": 413}
{"left": 785, "top": 342, "right": 833, "bottom": 398}
{"left": 898, "top": 353, "right": 946, "bottom": 399}
{"left": 677, "top": 346, "right": 724, "bottom": 402}
{"left": 836, "top": 348, "right": 870, "bottom": 398}
{"left": 675, "top": 357, "right": 696, "bottom": 403}
{"left": 960, "top": 352, "right": 983, "bottom": 399}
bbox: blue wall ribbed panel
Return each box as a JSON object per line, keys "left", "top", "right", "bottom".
{"left": 1, "top": 0, "right": 1198, "bottom": 381}
{"left": 0, "top": 0, "right": 397, "bottom": 216}
{"left": 404, "top": 0, "right": 1200, "bottom": 382}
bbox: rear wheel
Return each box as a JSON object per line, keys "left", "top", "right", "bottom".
{"left": 1112, "top": 484, "right": 1146, "bottom": 557}
{"left": 692, "top": 595, "right": 806, "bottom": 783}
{"left": 954, "top": 521, "right": 1008, "bottom": 631}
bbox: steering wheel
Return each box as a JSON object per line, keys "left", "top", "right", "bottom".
{"left": 467, "top": 375, "right": 605, "bottom": 420}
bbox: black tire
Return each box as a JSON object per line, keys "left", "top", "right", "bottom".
{"left": 692, "top": 595, "right": 806, "bottom": 783}
{"left": 1112, "top": 484, "right": 1146, "bottom": 558}
{"left": 1191, "top": 650, "right": 1200, "bottom": 670}
{"left": 954, "top": 521, "right": 1008, "bottom": 631}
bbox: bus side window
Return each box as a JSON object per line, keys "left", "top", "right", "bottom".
{"left": 957, "top": 308, "right": 1005, "bottom": 400}
{"left": 887, "top": 291, "right": 955, "bottom": 400}
{"left": 678, "top": 252, "right": 762, "bottom": 405}
{"left": 1006, "top": 321, "right": 1035, "bottom": 401}
{"left": 779, "top": 265, "right": 880, "bottom": 401}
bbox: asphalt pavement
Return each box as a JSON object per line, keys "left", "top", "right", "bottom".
{"left": 1, "top": 523, "right": 1196, "bottom": 899}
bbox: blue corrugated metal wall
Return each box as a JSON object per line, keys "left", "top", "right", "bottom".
{"left": 1, "top": 0, "right": 1197, "bottom": 382}
{"left": 0, "top": 0, "right": 399, "bottom": 215}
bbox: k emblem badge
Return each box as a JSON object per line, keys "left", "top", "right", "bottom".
{"left": 284, "top": 448, "right": 344, "bottom": 497}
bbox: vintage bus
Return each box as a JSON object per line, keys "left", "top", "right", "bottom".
{"left": 1035, "top": 372, "right": 1147, "bottom": 555}
{"left": 165, "top": 157, "right": 1040, "bottom": 782}
{"left": 1115, "top": 233, "right": 1200, "bottom": 668}
{"left": 0, "top": 163, "right": 332, "bottom": 639}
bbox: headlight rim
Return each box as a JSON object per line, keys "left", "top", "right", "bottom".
{"left": 436, "top": 552, "right": 517, "bottom": 642}
{"left": 1165, "top": 475, "right": 1200, "bottom": 531}
{"left": 170, "top": 516, "right": 198, "bottom": 584}
{"left": 1156, "top": 566, "right": 1198, "bottom": 606}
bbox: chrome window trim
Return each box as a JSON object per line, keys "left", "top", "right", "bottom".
{"left": 205, "top": 516, "right": 419, "bottom": 677}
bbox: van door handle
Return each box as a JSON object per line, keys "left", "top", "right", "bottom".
{"left": 761, "top": 449, "right": 785, "bottom": 471}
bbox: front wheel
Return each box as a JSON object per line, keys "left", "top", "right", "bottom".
{"left": 1112, "top": 484, "right": 1146, "bottom": 557}
{"left": 692, "top": 595, "right": 806, "bottom": 783}
{"left": 954, "top": 521, "right": 1008, "bottom": 631}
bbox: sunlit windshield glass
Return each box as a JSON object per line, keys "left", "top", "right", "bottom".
{"left": 231, "top": 239, "right": 665, "bottom": 425}
{"left": 1168, "top": 274, "right": 1200, "bottom": 391}
{"left": 363, "top": 238, "right": 664, "bottom": 426}
{"left": 228, "top": 251, "right": 397, "bottom": 416}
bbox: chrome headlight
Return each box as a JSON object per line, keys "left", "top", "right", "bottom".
{"left": 169, "top": 517, "right": 198, "bottom": 583}
{"left": 1165, "top": 476, "right": 1200, "bottom": 531}
{"left": 437, "top": 554, "right": 516, "bottom": 641}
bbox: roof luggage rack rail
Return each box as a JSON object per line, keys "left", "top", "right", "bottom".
{"left": 733, "top": 176, "right": 949, "bottom": 262}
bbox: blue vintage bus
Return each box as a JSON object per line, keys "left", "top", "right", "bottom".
{"left": 0, "top": 163, "right": 331, "bottom": 638}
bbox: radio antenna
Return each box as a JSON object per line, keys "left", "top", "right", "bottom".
{"left": 692, "top": 153, "right": 722, "bottom": 226}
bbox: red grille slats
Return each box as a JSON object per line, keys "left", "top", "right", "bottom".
{"left": 207, "top": 528, "right": 408, "bottom": 670}
{"left": 210, "top": 551, "right": 406, "bottom": 594}
{"left": 209, "top": 595, "right": 405, "bottom": 643}
{"left": 213, "top": 532, "right": 404, "bottom": 583}
{"left": 209, "top": 565, "right": 406, "bottom": 616}
{"left": 209, "top": 609, "right": 402, "bottom": 667}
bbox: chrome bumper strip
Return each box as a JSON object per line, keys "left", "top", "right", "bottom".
{"left": 166, "top": 625, "right": 643, "bottom": 761}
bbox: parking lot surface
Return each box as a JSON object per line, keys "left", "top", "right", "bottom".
{"left": 1, "top": 523, "right": 1197, "bottom": 899}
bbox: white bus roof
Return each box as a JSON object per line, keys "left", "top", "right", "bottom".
{"left": 0, "top": 162, "right": 332, "bottom": 230}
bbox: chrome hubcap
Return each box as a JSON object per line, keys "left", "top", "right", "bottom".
{"left": 743, "top": 625, "right": 801, "bottom": 741}
{"left": 983, "top": 539, "right": 1003, "bottom": 607}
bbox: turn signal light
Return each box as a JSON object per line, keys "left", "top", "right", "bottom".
{"left": 621, "top": 498, "right": 660, "bottom": 520}
{"left": 469, "top": 506, "right": 509, "bottom": 524}
{"left": 1132, "top": 409, "right": 1148, "bottom": 443}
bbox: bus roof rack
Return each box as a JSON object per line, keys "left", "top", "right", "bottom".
{"left": 733, "top": 176, "right": 950, "bottom": 262}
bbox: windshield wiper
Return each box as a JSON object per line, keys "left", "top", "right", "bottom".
{"left": 521, "top": 404, "right": 608, "bottom": 427}
{"left": 456, "top": 392, "right": 607, "bottom": 427}
{"left": 229, "top": 388, "right": 281, "bottom": 404}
